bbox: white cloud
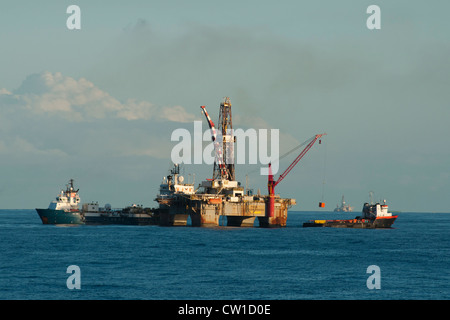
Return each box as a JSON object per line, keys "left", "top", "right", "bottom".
{"left": 0, "top": 136, "right": 68, "bottom": 157}
{"left": 116, "top": 98, "right": 155, "bottom": 121}
{"left": 0, "top": 88, "right": 12, "bottom": 95}
{"left": 158, "top": 105, "right": 196, "bottom": 123}
{"left": 0, "top": 71, "right": 199, "bottom": 161}
{"left": 1, "top": 71, "right": 195, "bottom": 123}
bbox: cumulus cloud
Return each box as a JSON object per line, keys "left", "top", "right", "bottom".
{"left": 1, "top": 71, "right": 195, "bottom": 123}
{"left": 0, "top": 137, "right": 68, "bottom": 157}
{"left": 0, "top": 88, "right": 12, "bottom": 95}
{"left": 0, "top": 71, "right": 197, "bottom": 161}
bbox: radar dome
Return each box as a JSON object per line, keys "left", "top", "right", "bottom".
{"left": 105, "top": 203, "right": 112, "bottom": 210}
{"left": 178, "top": 175, "right": 184, "bottom": 183}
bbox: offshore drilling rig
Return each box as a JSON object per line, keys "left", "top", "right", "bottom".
{"left": 156, "top": 97, "right": 324, "bottom": 227}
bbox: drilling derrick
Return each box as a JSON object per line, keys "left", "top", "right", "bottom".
{"left": 216, "top": 97, "right": 235, "bottom": 181}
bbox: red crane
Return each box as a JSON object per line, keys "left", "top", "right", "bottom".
{"left": 267, "top": 133, "right": 326, "bottom": 217}
{"left": 200, "top": 105, "right": 228, "bottom": 179}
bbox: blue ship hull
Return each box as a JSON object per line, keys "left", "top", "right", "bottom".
{"left": 36, "top": 208, "right": 84, "bottom": 225}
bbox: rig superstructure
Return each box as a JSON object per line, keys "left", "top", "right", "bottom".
{"left": 156, "top": 97, "right": 324, "bottom": 227}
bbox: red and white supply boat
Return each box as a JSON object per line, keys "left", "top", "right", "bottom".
{"left": 303, "top": 200, "right": 398, "bottom": 228}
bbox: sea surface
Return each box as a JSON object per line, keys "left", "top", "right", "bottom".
{"left": 0, "top": 209, "right": 449, "bottom": 300}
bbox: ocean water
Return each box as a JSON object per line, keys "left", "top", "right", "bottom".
{"left": 0, "top": 209, "right": 449, "bottom": 300}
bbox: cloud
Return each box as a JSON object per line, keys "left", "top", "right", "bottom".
{"left": 1, "top": 71, "right": 195, "bottom": 123}
{"left": 0, "top": 71, "right": 198, "bottom": 161}
{"left": 159, "top": 105, "right": 197, "bottom": 123}
{"left": 0, "top": 136, "right": 68, "bottom": 157}
{"left": 0, "top": 88, "right": 12, "bottom": 95}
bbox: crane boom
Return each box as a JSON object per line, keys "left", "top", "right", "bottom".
{"left": 267, "top": 133, "right": 326, "bottom": 217}
{"left": 200, "top": 105, "right": 226, "bottom": 179}
{"left": 274, "top": 134, "right": 326, "bottom": 187}
{"left": 200, "top": 106, "right": 217, "bottom": 140}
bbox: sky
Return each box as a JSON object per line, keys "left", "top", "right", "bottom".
{"left": 0, "top": 0, "right": 449, "bottom": 212}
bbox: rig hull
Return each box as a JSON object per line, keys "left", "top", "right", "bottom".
{"left": 159, "top": 212, "right": 189, "bottom": 226}
{"left": 158, "top": 193, "right": 294, "bottom": 228}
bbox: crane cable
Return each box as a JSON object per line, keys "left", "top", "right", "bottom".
{"left": 245, "top": 135, "right": 317, "bottom": 176}
{"left": 279, "top": 136, "right": 315, "bottom": 162}
{"left": 242, "top": 134, "right": 327, "bottom": 202}
{"left": 320, "top": 136, "right": 328, "bottom": 205}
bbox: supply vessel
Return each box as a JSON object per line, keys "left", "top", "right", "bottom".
{"left": 36, "top": 179, "right": 84, "bottom": 225}
{"left": 303, "top": 200, "right": 398, "bottom": 228}
{"left": 156, "top": 97, "right": 325, "bottom": 228}
{"left": 36, "top": 179, "right": 159, "bottom": 225}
